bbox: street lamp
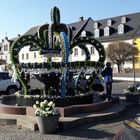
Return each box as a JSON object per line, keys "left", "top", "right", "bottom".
{"left": 132, "top": 41, "right": 136, "bottom": 84}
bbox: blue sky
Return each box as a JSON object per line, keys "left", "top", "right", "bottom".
{"left": 0, "top": 0, "right": 140, "bottom": 41}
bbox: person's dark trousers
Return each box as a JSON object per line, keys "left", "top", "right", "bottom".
{"left": 105, "top": 82, "right": 112, "bottom": 100}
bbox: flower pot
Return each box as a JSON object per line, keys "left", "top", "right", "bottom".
{"left": 37, "top": 115, "right": 59, "bottom": 134}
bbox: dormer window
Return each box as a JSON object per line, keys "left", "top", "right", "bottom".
{"left": 74, "top": 48, "right": 78, "bottom": 56}
{"left": 121, "top": 16, "right": 127, "bottom": 23}
{"left": 118, "top": 24, "right": 124, "bottom": 34}
{"left": 3, "top": 44, "right": 8, "bottom": 51}
{"left": 94, "top": 29, "right": 100, "bottom": 38}
{"left": 94, "top": 22, "right": 99, "bottom": 28}
{"left": 104, "top": 26, "right": 110, "bottom": 36}
{"left": 81, "top": 31, "right": 86, "bottom": 37}
{"left": 107, "top": 19, "right": 112, "bottom": 26}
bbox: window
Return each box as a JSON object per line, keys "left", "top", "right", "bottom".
{"left": 90, "top": 47, "right": 94, "bottom": 54}
{"left": 26, "top": 53, "right": 29, "bottom": 60}
{"left": 121, "top": 16, "right": 127, "bottom": 23}
{"left": 104, "top": 26, "right": 110, "bottom": 36}
{"left": 74, "top": 48, "right": 78, "bottom": 56}
{"left": 22, "top": 54, "right": 24, "bottom": 60}
{"left": 107, "top": 19, "right": 112, "bottom": 26}
{"left": 81, "top": 50, "right": 85, "bottom": 56}
{"left": 81, "top": 31, "right": 86, "bottom": 37}
{"left": 94, "top": 29, "right": 100, "bottom": 38}
{"left": 0, "top": 73, "right": 9, "bottom": 80}
{"left": 94, "top": 22, "right": 98, "bottom": 28}
{"left": 118, "top": 24, "right": 124, "bottom": 34}
{"left": 34, "top": 52, "right": 36, "bottom": 58}
{"left": 4, "top": 45, "right": 8, "bottom": 51}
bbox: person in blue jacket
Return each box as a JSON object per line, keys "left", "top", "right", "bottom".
{"left": 101, "top": 62, "right": 113, "bottom": 101}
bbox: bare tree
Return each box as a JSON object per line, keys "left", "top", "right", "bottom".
{"left": 106, "top": 41, "right": 138, "bottom": 73}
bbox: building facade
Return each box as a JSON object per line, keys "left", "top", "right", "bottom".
{"left": 1, "top": 12, "right": 140, "bottom": 72}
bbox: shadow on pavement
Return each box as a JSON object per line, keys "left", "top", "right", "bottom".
{"left": 54, "top": 102, "right": 140, "bottom": 140}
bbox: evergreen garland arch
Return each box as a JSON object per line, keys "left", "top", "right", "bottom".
{"left": 10, "top": 6, "right": 106, "bottom": 96}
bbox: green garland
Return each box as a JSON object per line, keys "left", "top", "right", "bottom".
{"left": 51, "top": 6, "right": 60, "bottom": 24}
{"left": 10, "top": 6, "right": 106, "bottom": 97}
{"left": 10, "top": 35, "right": 45, "bottom": 95}
{"left": 20, "top": 61, "right": 104, "bottom": 69}
{"left": 71, "top": 37, "right": 106, "bottom": 63}
{"left": 85, "top": 71, "right": 97, "bottom": 92}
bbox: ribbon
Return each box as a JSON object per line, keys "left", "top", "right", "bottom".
{"left": 11, "top": 64, "right": 18, "bottom": 83}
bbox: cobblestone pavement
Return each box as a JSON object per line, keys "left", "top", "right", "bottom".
{"left": 0, "top": 81, "right": 139, "bottom": 140}
{"left": 0, "top": 105, "right": 139, "bottom": 140}
{"left": 112, "top": 81, "right": 132, "bottom": 95}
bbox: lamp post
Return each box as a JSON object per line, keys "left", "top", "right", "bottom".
{"left": 132, "top": 41, "right": 136, "bottom": 84}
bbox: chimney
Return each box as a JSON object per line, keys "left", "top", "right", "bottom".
{"left": 2, "top": 39, "right": 4, "bottom": 42}
{"left": 5, "top": 37, "right": 8, "bottom": 40}
{"left": 79, "top": 16, "right": 84, "bottom": 21}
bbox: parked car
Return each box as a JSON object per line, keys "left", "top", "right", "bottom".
{"left": 73, "top": 69, "right": 104, "bottom": 92}
{"left": 0, "top": 71, "right": 21, "bottom": 94}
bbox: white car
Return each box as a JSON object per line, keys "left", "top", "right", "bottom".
{"left": 0, "top": 71, "right": 21, "bottom": 94}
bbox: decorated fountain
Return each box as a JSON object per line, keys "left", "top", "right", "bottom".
{"left": 10, "top": 6, "right": 105, "bottom": 107}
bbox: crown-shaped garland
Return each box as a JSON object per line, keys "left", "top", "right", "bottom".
{"left": 10, "top": 6, "right": 106, "bottom": 96}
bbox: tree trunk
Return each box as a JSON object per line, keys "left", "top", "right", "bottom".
{"left": 117, "top": 64, "right": 121, "bottom": 73}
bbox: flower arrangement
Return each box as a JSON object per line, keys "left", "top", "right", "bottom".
{"left": 124, "top": 83, "right": 140, "bottom": 95}
{"left": 15, "top": 91, "right": 40, "bottom": 99}
{"left": 33, "top": 100, "right": 59, "bottom": 117}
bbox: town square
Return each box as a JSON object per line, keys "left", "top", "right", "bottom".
{"left": 0, "top": 0, "right": 140, "bottom": 140}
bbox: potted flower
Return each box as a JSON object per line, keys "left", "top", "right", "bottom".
{"left": 124, "top": 83, "right": 140, "bottom": 105}
{"left": 33, "top": 100, "right": 59, "bottom": 134}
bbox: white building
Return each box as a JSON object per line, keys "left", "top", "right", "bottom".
{"left": 1, "top": 12, "right": 140, "bottom": 72}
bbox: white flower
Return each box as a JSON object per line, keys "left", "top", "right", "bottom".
{"left": 35, "top": 95, "right": 40, "bottom": 98}
{"left": 24, "top": 95, "right": 29, "bottom": 99}
{"left": 48, "top": 101, "right": 54, "bottom": 107}
{"left": 33, "top": 104, "right": 37, "bottom": 109}
{"left": 40, "top": 102, "right": 45, "bottom": 108}
{"left": 36, "top": 101, "right": 39, "bottom": 105}
{"left": 15, "top": 91, "right": 21, "bottom": 97}
{"left": 45, "top": 107, "right": 50, "bottom": 111}
{"left": 40, "top": 95, "right": 44, "bottom": 98}
{"left": 43, "top": 100, "right": 48, "bottom": 105}
{"left": 33, "top": 100, "right": 57, "bottom": 117}
{"left": 34, "top": 108, "right": 40, "bottom": 115}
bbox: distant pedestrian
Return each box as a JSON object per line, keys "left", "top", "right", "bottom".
{"left": 101, "top": 62, "right": 113, "bottom": 101}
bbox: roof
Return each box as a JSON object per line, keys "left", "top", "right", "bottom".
{"left": 25, "top": 12, "right": 140, "bottom": 43}
{"left": 94, "top": 12, "right": 140, "bottom": 42}
{"left": 24, "top": 25, "right": 40, "bottom": 35}
{"left": 9, "top": 37, "right": 17, "bottom": 42}
{"left": 3, "top": 12, "right": 140, "bottom": 46}
{"left": 68, "top": 18, "right": 94, "bottom": 39}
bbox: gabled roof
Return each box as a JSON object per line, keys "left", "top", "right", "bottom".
{"left": 23, "top": 18, "right": 94, "bottom": 40}
{"left": 3, "top": 11, "right": 140, "bottom": 46}
{"left": 94, "top": 12, "right": 140, "bottom": 42}
{"left": 68, "top": 18, "right": 94, "bottom": 39}
{"left": 24, "top": 25, "right": 40, "bottom": 35}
